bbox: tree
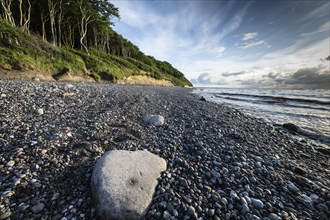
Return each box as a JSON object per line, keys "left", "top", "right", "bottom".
{"left": 72, "top": 0, "right": 94, "bottom": 54}
{"left": 93, "top": 0, "right": 120, "bottom": 25}
{"left": 18, "top": 0, "right": 31, "bottom": 32}
{"left": 47, "top": 0, "right": 58, "bottom": 46}
{"left": 71, "top": 0, "right": 119, "bottom": 54}
{"left": 40, "top": 10, "right": 48, "bottom": 41}
{"left": 57, "top": 0, "right": 64, "bottom": 46}
{"left": 0, "top": 0, "right": 15, "bottom": 26}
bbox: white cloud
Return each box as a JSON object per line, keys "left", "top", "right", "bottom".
{"left": 301, "top": 1, "right": 330, "bottom": 22}
{"left": 113, "top": 1, "right": 160, "bottom": 29}
{"left": 217, "top": 47, "right": 226, "bottom": 53}
{"left": 215, "top": 2, "right": 253, "bottom": 42}
{"left": 238, "top": 32, "right": 270, "bottom": 49}
{"left": 238, "top": 40, "right": 265, "bottom": 49}
{"left": 242, "top": 32, "right": 258, "bottom": 40}
{"left": 191, "top": 72, "right": 228, "bottom": 86}
{"left": 216, "top": 47, "right": 226, "bottom": 57}
{"left": 114, "top": 1, "right": 251, "bottom": 62}
{"left": 301, "top": 21, "right": 330, "bottom": 36}
{"left": 260, "top": 37, "right": 330, "bottom": 71}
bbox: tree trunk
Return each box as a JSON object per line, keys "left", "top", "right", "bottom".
{"left": 57, "top": 0, "right": 63, "bottom": 46}
{"left": 19, "top": 0, "right": 23, "bottom": 27}
{"left": 41, "top": 13, "right": 48, "bottom": 41}
{"left": 18, "top": 0, "right": 31, "bottom": 32}
{"left": 48, "top": 0, "right": 57, "bottom": 46}
{"left": 22, "top": 0, "right": 31, "bottom": 32}
{"left": 0, "top": 0, "right": 15, "bottom": 26}
{"left": 63, "top": 24, "right": 75, "bottom": 48}
{"left": 79, "top": 19, "right": 89, "bottom": 54}
{"left": 75, "top": 0, "right": 93, "bottom": 55}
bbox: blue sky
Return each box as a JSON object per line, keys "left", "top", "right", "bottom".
{"left": 112, "top": 0, "right": 330, "bottom": 88}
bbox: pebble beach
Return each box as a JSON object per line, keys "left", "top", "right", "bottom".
{"left": 0, "top": 81, "right": 329, "bottom": 219}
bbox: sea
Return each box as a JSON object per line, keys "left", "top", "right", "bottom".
{"left": 192, "top": 88, "right": 330, "bottom": 144}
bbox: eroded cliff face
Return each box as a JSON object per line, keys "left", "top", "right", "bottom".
{"left": 0, "top": 68, "right": 176, "bottom": 86}
{"left": 116, "top": 75, "right": 174, "bottom": 87}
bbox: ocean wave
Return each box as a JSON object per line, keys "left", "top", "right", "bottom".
{"left": 215, "top": 95, "right": 330, "bottom": 111}
{"left": 214, "top": 92, "right": 330, "bottom": 106}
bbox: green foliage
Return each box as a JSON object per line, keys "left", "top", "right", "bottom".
{"left": 91, "top": 72, "right": 101, "bottom": 81}
{"left": 0, "top": 18, "right": 84, "bottom": 73}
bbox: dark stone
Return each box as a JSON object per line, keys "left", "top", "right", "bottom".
{"left": 166, "top": 202, "right": 174, "bottom": 213}
{"left": 282, "top": 123, "right": 299, "bottom": 132}
{"left": 296, "top": 196, "right": 314, "bottom": 210}
{"left": 295, "top": 176, "right": 313, "bottom": 188}
{"left": 183, "top": 195, "right": 192, "bottom": 204}
{"left": 230, "top": 211, "right": 238, "bottom": 220}
{"left": 179, "top": 177, "right": 188, "bottom": 187}
{"left": 154, "top": 212, "right": 162, "bottom": 219}
{"left": 316, "top": 204, "right": 328, "bottom": 213}
{"left": 200, "top": 96, "right": 207, "bottom": 101}
{"left": 53, "top": 68, "right": 70, "bottom": 80}
{"left": 325, "top": 201, "right": 330, "bottom": 208}
{"left": 294, "top": 166, "right": 307, "bottom": 175}
{"left": 98, "top": 71, "right": 115, "bottom": 81}
{"left": 300, "top": 153, "right": 311, "bottom": 159}
{"left": 316, "top": 147, "right": 330, "bottom": 155}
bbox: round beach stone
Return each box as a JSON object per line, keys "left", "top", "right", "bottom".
{"left": 31, "top": 202, "right": 45, "bottom": 213}
{"left": 211, "top": 192, "right": 221, "bottom": 201}
{"left": 143, "top": 115, "right": 164, "bottom": 126}
{"left": 242, "top": 203, "right": 250, "bottom": 213}
{"left": 251, "top": 198, "right": 264, "bottom": 209}
{"left": 6, "top": 160, "right": 15, "bottom": 167}
{"left": 91, "top": 150, "right": 167, "bottom": 220}
{"left": 211, "top": 170, "right": 221, "bottom": 178}
{"left": 35, "top": 108, "right": 44, "bottom": 115}
{"left": 297, "top": 195, "right": 314, "bottom": 210}
{"left": 0, "top": 211, "right": 11, "bottom": 219}
{"left": 287, "top": 182, "right": 300, "bottom": 194}
{"left": 269, "top": 213, "right": 282, "bottom": 220}
{"left": 187, "top": 206, "right": 196, "bottom": 215}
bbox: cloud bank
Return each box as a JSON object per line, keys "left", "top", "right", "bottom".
{"left": 263, "top": 66, "right": 330, "bottom": 89}
{"left": 191, "top": 73, "right": 227, "bottom": 85}
{"left": 193, "top": 65, "right": 329, "bottom": 89}
{"left": 222, "top": 71, "right": 246, "bottom": 77}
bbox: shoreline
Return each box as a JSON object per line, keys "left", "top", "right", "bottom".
{"left": 0, "top": 70, "right": 176, "bottom": 87}
{"left": 0, "top": 81, "right": 329, "bottom": 219}
{"left": 193, "top": 89, "right": 330, "bottom": 146}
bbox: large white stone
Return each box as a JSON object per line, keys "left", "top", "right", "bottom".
{"left": 143, "top": 115, "right": 164, "bottom": 126}
{"left": 91, "top": 150, "right": 167, "bottom": 220}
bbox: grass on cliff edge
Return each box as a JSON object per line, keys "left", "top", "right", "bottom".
{"left": 0, "top": 19, "right": 192, "bottom": 87}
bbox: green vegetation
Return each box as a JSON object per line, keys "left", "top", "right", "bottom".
{"left": 0, "top": 0, "right": 192, "bottom": 86}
